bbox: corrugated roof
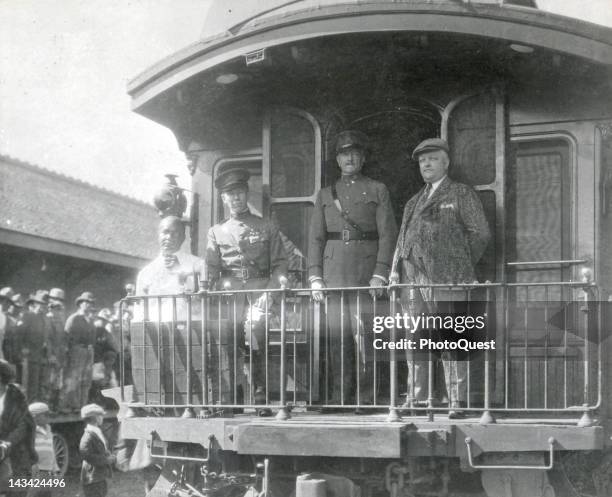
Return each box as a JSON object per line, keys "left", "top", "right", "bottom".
{"left": 0, "top": 154, "right": 159, "bottom": 261}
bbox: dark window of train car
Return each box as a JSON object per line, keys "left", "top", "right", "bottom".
{"left": 507, "top": 139, "right": 571, "bottom": 299}
{"left": 270, "top": 113, "right": 315, "bottom": 198}
{"left": 448, "top": 92, "right": 497, "bottom": 186}
{"left": 266, "top": 108, "right": 321, "bottom": 287}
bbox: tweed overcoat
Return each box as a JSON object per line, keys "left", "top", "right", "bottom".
{"left": 394, "top": 176, "right": 490, "bottom": 284}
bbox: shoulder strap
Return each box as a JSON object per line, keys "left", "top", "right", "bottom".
{"left": 331, "top": 182, "right": 365, "bottom": 234}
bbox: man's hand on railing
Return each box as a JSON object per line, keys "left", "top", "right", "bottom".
{"left": 369, "top": 276, "right": 385, "bottom": 299}
{"left": 311, "top": 278, "right": 326, "bottom": 303}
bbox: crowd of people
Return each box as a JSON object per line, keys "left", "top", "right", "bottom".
{"left": 0, "top": 287, "right": 126, "bottom": 414}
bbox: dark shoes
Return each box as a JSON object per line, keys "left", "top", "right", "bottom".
{"left": 448, "top": 402, "right": 467, "bottom": 419}
{"left": 254, "top": 387, "right": 272, "bottom": 417}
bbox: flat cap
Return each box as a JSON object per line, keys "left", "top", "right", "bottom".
{"left": 28, "top": 402, "right": 49, "bottom": 416}
{"left": 412, "top": 138, "right": 450, "bottom": 160}
{"left": 27, "top": 290, "right": 49, "bottom": 305}
{"left": 97, "top": 308, "right": 113, "bottom": 323}
{"left": 11, "top": 294, "right": 24, "bottom": 308}
{"left": 75, "top": 292, "right": 95, "bottom": 304}
{"left": 0, "top": 287, "right": 14, "bottom": 301}
{"left": 81, "top": 403, "right": 105, "bottom": 419}
{"left": 335, "top": 130, "right": 368, "bottom": 153}
{"left": 214, "top": 168, "right": 250, "bottom": 192}
{"left": 49, "top": 288, "right": 65, "bottom": 301}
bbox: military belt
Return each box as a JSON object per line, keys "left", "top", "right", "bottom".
{"left": 327, "top": 230, "right": 378, "bottom": 242}
{"left": 222, "top": 268, "right": 268, "bottom": 280}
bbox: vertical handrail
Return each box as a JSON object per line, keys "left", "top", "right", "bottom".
{"left": 276, "top": 286, "right": 290, "bottom": 420}
{"left": 172, "top": 297, "right": 177, "bottom": 405}
{"left": 183, "top": 296, "right": 194, "bottom": 418}
{"left": 480, "top": 287, "right": 495, "bottom": 424}
{"left": 387, "top": 287, "right": 400, "bottom": 422}
{"left": 201, "top": 294, "right": 208, "bottom": 406}
{"left": 119, "top": 300, "right": 125, "bottom": 403}
{"left": 356, "top": 290, "right": 361, "bottom": 407}
{"left": 372, "top": 296, "right": 378, "bottom": 405}
{"left": 157, "top": 297, "right": 162, "bottom": 406}
{"left": 340, "top": 290, "right": 345, "bottom": 406}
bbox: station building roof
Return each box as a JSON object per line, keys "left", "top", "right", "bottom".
{"left": 0, "top": 154, "right": 159, "bottom": 268}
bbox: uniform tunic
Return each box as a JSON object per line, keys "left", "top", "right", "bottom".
{"left": 308, "top": 174, "right": 397, "bottom": 404}
{"left": 308, "top": 174, "right": 397, "bottom": 286}
{"left": 207, "top": 210, "right": 287, "bottom": 288}
{"left": 207, "top": 210, "right": 288, "bottom": 402}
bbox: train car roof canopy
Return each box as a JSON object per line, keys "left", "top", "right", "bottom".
{"left": 201, "top": 0, "right": 538, "bottom": 38}
{"left": 127, "top": 1, "right": 612, "bottom": 141}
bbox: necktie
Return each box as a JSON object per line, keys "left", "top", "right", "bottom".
{"left": 424, "top": 183, "right": 432, "bottom": 199}
{"left": 163, "top": 254, "right": 179, "bottom": 269}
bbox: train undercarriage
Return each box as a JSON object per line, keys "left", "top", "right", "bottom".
{"left": 120, "top": 409, "right": 606, "bottom": 497}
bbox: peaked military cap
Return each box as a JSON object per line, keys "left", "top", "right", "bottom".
{"left": 335, "top": 130, "right": 368, "bottom": 153}
{"left": 75, "top": 291, "right": 96, "bottom": 304}
{"left": 412, "top": 138, "right": 450, "bottom": 160}
{"left": 215, "top": 168, "right": 250, "bottom": 192}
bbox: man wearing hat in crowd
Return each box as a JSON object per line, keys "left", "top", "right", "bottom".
{"left": 16, "top": 290, "right": 50, "bottom": 402}
{"left": 3, "top": 293, "right": 24, "bottom": 381}
{"left": 206, "top": 167, "right": 288, "bottom": 414}
{"left": 0, "top": 288, "right": 14, "bottom": 362}
{"left": 63, "top": 292, "right": 96, "bottom": 412}
{"left": 391, "top": 138, "right": 490, "bottom": 418}
{"left": 44, "top": 288, "right": 68, "bottom": 412}
{"left": 308, "top": 130, "right": 397, "bottom": 412}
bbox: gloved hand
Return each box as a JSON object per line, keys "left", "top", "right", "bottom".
{"left": 311, "top": 279, "right": 326, "bottom": 303}
{"left": 369, "top": 276, "right": 385, "bottom": 299}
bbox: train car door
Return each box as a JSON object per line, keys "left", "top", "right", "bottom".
{"left": 263, "top": 106, "right": 322, "bottom": 402}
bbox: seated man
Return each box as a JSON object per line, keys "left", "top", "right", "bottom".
{"left": 135, "top": 216, "right": 205, "bottom": 406}
{"left": 206, "top": 168, "right": 288, "bottom": 414}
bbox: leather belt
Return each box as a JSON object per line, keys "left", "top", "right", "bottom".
{"left": 222, "top": 268, "right": 268, "bottom": 280}
{"left": 327, "top": 230, "right": 378, "bottom": 241}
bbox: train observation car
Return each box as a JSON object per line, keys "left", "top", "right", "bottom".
{"left": 119, "top": 2, "right": 612, "bottom": 496}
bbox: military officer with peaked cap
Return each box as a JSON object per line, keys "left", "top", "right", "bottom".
{"left": 308, "top": 130, "right": 398, "bottom": 410}
{"left": 206, "top": 167, "right": 288, "bottom": 413}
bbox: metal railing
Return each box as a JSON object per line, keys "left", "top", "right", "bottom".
{"left": 118, "top": 280, "right": 601, "bottom": 423}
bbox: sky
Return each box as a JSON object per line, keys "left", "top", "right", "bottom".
{"left": 1, "top": 0, "right": 611, "bottom": 203}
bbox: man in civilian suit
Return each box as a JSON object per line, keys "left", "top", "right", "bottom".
{"left": 392, "top": 138, "right": 490, "bottom": 418}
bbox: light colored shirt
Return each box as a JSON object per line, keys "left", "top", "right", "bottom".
{"left": 134, "top": 251, "right": 204, "bottom": 321}
{"left": 35, "top": 424, "right": 59, "bottom": 472}
{"left": 427, "top": 175, "right": 447, "bottom": 199}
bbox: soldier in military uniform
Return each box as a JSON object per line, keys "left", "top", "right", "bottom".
{"left": 206, "top": 168, "right": 288, "bottom": 414}
{"left": 308, "top": 130, "right": 398, "bottom": 410}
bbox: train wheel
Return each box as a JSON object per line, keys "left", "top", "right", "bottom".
{"left": 52, "top": 433, "right": 69, "bottom": 477}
